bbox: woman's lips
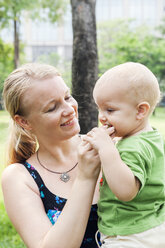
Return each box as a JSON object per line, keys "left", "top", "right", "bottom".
{"left": 61, "top": 117, "right": 76, "bottom": 127}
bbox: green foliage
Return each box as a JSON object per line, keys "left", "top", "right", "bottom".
{"left": 0, "top": 40, "right": 25, "bottom": 101}
{"left": 98, "top": 19, "right": 165, "bottom": 92}
{"left": 0, "top": 0, "right": 68, "bottom": 27}
{"left": 0, "top": 39, "right": 14, "bottom": 97}
{"left": 39, "top": 0, "right": 68, "bottom": 23}
{"left": 0, "top": 0, "right": 38, "bottom": 25}
{"left": 0, "top": 0, "right": 68, "bottom": 101}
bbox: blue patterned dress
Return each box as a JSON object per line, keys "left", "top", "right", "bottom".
{"left": 23, "top": 161, "right": 99, "bottom": 247}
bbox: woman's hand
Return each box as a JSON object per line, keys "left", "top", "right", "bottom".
{"left": 77, "top": 139, "right": 101, "bottom": 180}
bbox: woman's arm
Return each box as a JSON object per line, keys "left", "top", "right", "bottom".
{"left": 1, "top": 143, "right": 100, "bottom": 248}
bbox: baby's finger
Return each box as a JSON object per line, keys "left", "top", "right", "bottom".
{"left": 106, "top": 126, "right": 115, "bottom": 135}
{"left": 82, "top": 135, "right": 93, "bottom": 144}
{"left": 87, "top": 127, "right": 98, "bottom": 136}
{"left": 100, "top": 125, "right": 109, "bottom": 129}
{"left": 87, "top": 131, "right": 94, "bottom": 137}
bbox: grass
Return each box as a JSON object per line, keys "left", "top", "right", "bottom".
{"left": 0, "top": 108, "right": 164, "bottom": 247}
{"left": 150, "top": 107, "right": 165, "bottom": 137}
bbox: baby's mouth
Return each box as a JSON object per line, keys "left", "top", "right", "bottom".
{"left": 104, "top": 124, "right": 113, "bottom": 128}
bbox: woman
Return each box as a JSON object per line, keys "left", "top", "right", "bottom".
{"left": 1, "top": 63, "right": 101, "bottom": 248}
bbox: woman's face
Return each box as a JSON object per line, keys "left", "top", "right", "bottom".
{"left": 22, "top": 76, "right": 80, "bottom": 144}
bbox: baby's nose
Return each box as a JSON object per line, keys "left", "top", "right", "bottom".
{"left": 99, "top": 113, "right": 107, "bottom": 123}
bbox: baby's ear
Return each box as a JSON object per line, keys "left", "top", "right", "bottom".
{"left": 136, "top": 102, "right": 150, "bottom": 120}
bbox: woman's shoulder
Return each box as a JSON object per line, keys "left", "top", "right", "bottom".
{"left": 1, "top": 162, "right": 37, "bottom": 192}
{"left": 2, "top": 163, "right": 26, "bottom": 180}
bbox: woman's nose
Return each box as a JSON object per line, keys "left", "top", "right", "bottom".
{"left": 62, "top": 102, "right": 75, "bottom": 116}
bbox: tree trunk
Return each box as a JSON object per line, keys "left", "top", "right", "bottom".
{"left": 71, "top": 0, "right": 98, "bottom": 134}
{"left": 14, "top": 18, "right": 19, "bottom": 68}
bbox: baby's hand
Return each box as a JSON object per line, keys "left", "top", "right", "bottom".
{"left": 101, "top": 125, "right": 116, "bottom": 138}
{"left": 83, "top": 126, "right": 115, "bottom": 151}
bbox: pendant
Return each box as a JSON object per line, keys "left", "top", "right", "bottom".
{"left": 60, "top": 173, "right": 70, "bottom": 182}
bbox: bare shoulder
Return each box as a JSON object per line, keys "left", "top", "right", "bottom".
{"left": 2, "top": 162, "right": 24, "bottom": 176}
{"left": 1, "top": 162, "right": 38, "bottom": 196}
{"left": 2, "top": 163, "right": 29, "bottom": 186}
{"left": 2, "top": 163, "right": 21, "bottom": 183}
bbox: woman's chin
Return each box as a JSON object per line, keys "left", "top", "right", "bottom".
{"left": 67, "top": 124, "right": 80, "bottom": 138}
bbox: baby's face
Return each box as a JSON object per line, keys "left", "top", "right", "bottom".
{"left": 93, "top": 81, "right": 140, "bottom": 138}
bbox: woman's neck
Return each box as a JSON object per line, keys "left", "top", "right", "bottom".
{"left": 37, "top": 135, "right": 79, "bottom": 166}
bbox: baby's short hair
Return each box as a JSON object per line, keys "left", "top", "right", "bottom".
{"left": 96, "top": 62, "right": 160, "bottom": 113}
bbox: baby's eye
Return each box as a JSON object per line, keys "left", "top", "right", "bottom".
{"left": 47, "top": 105, "right": 56, "bottom": 112}
{"left": 107, "top": 109, "right": 114, "bottom": 112}
{"left": 65, "top": 95, "right": 72, "bottom": 100}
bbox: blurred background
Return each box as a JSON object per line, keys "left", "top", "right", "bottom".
{"left": 0, "top": 0, "right": 165, "bottom": 246}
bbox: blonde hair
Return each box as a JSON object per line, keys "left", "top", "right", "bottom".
{"left": 96, "top": 62, "right": 160, "bottom": 113}
{"left": 3, "top": 63, "right": 60, "bottom": 165}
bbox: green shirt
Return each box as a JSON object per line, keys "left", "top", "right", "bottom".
{"left": 98, "top": 129, "right": 165, "bottom": 236}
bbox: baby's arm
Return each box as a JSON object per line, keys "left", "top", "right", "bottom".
{"left": 84, "top": 127, "right": 140, "bottom": 201}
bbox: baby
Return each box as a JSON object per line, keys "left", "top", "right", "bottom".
{"left": 85, "top": 62, "right": 165, "bottom": 248}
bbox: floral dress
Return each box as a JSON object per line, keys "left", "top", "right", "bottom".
{"left": 23, "top": 161, "right": 99, "bottom": 247}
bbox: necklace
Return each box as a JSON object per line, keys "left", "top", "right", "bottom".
{"left": 36, "top": 151, "right": 78, "bottom": 183}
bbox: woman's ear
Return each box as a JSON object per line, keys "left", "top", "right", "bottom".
{"left": 136, "top": 102, "right": 150, "bottom": 120}
{"left": 14, "top": 114, "right": 32, "bottom": 130}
